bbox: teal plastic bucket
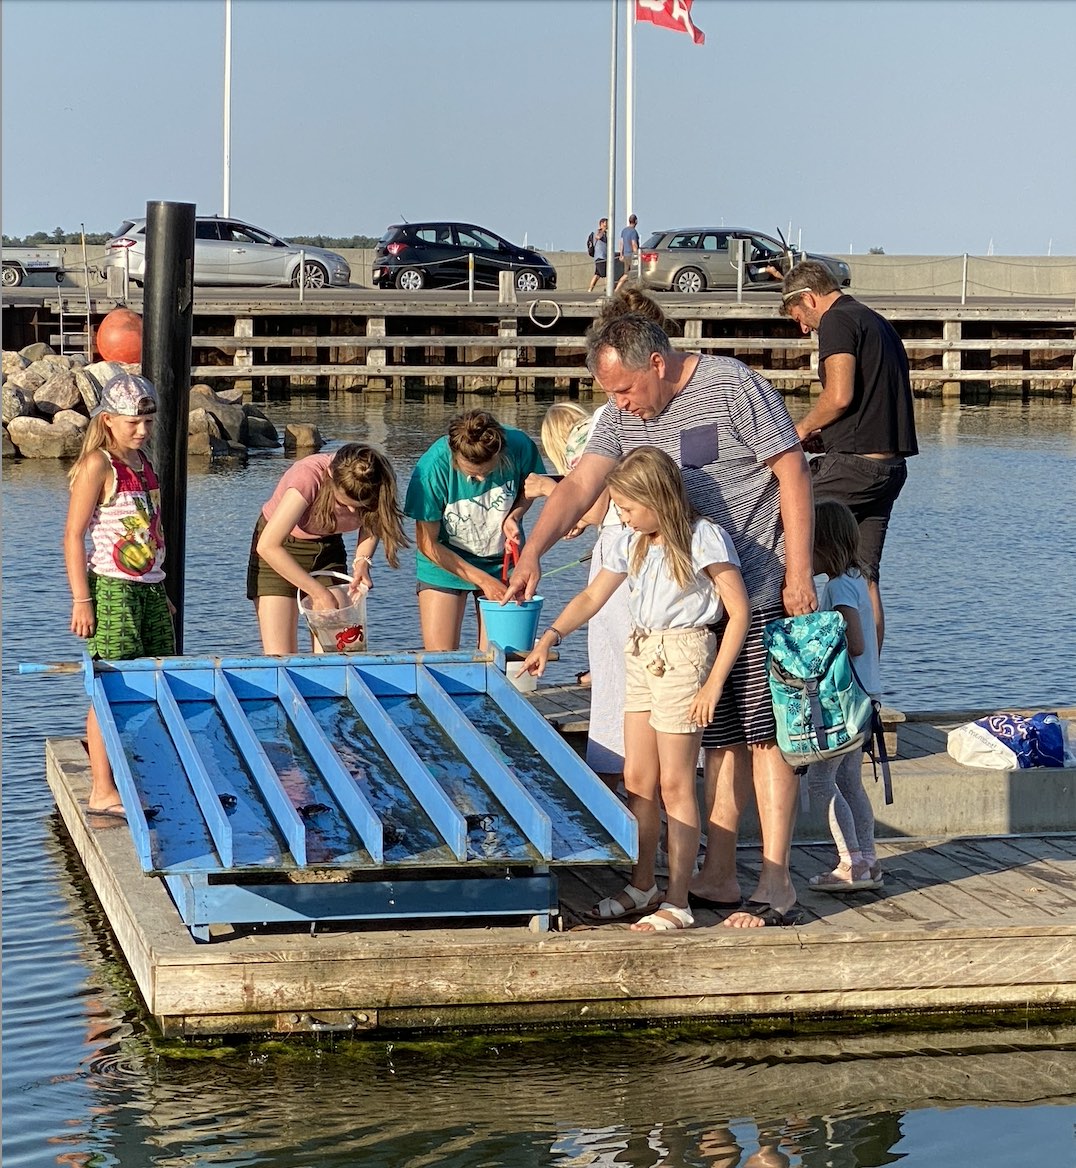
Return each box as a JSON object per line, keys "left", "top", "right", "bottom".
{"left": 478, "top": 596, "right": 544, "bottom": 654}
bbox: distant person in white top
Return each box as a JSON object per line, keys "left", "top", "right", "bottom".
{"left": 615, "top": 213, "right": 641, "bottom": 290}
{"left": 805, "top": 499, "right": 883, "bottom": 892}
{"left": 518, "top": 447, "right": 750, "bottom": 933}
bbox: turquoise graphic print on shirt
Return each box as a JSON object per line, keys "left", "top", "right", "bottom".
{"left": 405, "top": 429, "right": 545, "bottom": 590}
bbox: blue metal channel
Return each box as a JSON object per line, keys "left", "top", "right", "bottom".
{"left": 345, "top": 665, "right": 468, "bottom": 859}
{"left": 416, "top": 666, "right": 553, "bottom": 860}
{"left": 213, "top": 669, "right": 309, "bottom": 866}
{"left": 155, "top": 673, "right": 233, "bottom": 869}
{"left": 484, "top": 668, "right": 637, "bottom": 861}
{"left": 276, "top": 669, "right": 384, "bottom": 863}
{"left": 295, "top": 687, "right": 454, "bottom": 866}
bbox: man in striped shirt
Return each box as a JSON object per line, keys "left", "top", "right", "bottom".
{"left": 506, "top": 314, "right": 816, "bottom": 927}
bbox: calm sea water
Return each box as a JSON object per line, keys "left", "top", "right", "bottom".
{"left": 3, "top": 397, "right": 1075, "bottom": 1167}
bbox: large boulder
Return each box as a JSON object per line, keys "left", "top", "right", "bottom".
{"left": 5, "top": 366, "right": 46, "bottom": 394}
{"left": 33, "top": 370, "right": 82, "bottom": 417}
{"left": 2, "top": 426, "right": 15, "bottom": 458}
{"left": 82, "top": 360, "right": 129, "bottom": 391}
{"left": 2, "top": 351, "right": 29, "bottom": 377}
{"left": 284, "top": 422, "right": 323, "bottom": 453}
{"left": 245, "top": 414, "right": 280, "bottom": 448}
{"left": 215, "top": 385, "right": 245, "bottom": 406}
{"left": 187, "top": 406, "right": 225, "bottom": 456}
{"left": 29, "top": 354, "right": 74, "bottom": 381}
{"left": 7, "top": 415, "right": 83, "bottom": 458}
{"left": 188, "top": 385, "right": 247, "bottom": 445}
{"left": 19, "top": 342, "right": 55, "bottom": 362}
{"left": 73, "top": 367, "right": 102, "bottom": 412}
{"left": 2, "top": 385, "right": 31, "bottom": 424}
{"left": 52, "top": 408, "right": 89, "bottom": 432}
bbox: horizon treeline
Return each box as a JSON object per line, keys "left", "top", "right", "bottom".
{"left": 3, "top": 229, "right": 380, "bottom": 248}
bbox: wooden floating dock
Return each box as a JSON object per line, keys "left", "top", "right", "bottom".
{"left": 44, "top": 691, "right": 1076, "bottom": 1039}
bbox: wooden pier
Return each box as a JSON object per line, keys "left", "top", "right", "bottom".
{"left": 44, "top": 694, "right": 1076, "bottom": 1038}
{"left": 5, "top": 288, "right": 1075, "bottom": 401}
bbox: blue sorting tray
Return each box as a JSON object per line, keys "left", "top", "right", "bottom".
{"left": 80, "top": 650, "right": 636, "bottom": 939}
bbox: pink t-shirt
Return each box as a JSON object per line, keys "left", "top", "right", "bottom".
{"left": 260, "top": 453, "right": 363, "bottom": 540}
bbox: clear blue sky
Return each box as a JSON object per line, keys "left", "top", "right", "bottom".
{"left": 3, "top": 0, "right": 1073, "bottom": 255}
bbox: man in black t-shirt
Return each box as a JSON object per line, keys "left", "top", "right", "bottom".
{"left": 781, "top": 260, "right": 918, "bottom": 648}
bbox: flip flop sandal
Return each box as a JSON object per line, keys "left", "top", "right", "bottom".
{"left": 585, "top": 882, "right": 660, "bottom": 921}
{"left": 632, "top": 902, "right": 694, "bottom": 932}
{"left": 88, "top": 802, "right": 126, "bottom": 822}
{"left": 737, "top": 900, "right": 803, "bottom": 927}
{"left": 687, "top": 892, "right": 743, "bottom": 911}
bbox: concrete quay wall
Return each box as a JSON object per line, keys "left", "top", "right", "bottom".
{"left": 20, "top": 245, "right": 1076, "bottom": 298}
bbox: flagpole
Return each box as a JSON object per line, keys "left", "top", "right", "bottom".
{"left": 222, "top": 0, "right": 232, "bottom": 216}
{"left": 605, "top": 0, "right": 618, "bottom": 298}
{"left": 625, "top": 0, "right": 634, "bottom": 238}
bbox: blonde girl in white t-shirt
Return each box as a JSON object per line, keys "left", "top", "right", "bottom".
{"left": 519, "top": 447, "right": 750, "bottom": 932}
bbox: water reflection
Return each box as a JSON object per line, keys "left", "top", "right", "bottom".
{"left": 3, "top": 398, "right": 1076, "bottom": 1168}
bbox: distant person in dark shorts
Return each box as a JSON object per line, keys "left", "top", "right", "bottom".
{"left": 615, "top": 213, "right": 641, "bottom": 290}
{"left": 588, "top": 217, "right": 609, "bottom": 292}
{"left": 781, "top": 259, "right": 918, "bottom": 648}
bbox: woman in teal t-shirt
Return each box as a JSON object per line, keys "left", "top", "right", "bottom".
{"left": 404, "top": 408, "right": 545, "bottom": 650}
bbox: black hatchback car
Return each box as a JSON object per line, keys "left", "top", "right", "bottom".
{"left": 373, "top": 222, "right": 557, "bottom": 293}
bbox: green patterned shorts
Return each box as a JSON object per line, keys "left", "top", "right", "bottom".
{"left": 87, "top": 575, "right": 176, "bottom": 660}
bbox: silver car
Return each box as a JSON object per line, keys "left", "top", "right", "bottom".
{"left": 102, "top": 216, "right": 351, "bottom": 288}
{"left": 639, "top": 227, "right": 850, "bottom": 293}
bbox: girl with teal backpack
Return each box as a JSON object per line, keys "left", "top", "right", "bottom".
{"left": 767, "top": 499, "right": 883, "bottom": 892}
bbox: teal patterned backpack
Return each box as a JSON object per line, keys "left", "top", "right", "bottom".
{"left": 763, "top": 611, "right": 873, "bottom": 765}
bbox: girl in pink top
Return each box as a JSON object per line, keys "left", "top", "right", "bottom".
{"left": 246, "top": 444, "right": 408, "bottom": 654}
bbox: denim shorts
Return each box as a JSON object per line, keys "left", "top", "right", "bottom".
{"left": 810, "top": 453, "right": 908, "bottom": 582}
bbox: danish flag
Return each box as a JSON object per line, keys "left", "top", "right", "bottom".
{"left": 635, "top": 0, "right": 706, "bottom": 45}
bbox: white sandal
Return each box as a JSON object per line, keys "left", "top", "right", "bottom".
{"left": 586, "top": 882, "right": 660, "bottom": 921}
{"left": 632, "top": 902, "right": 694, "bottom": 932}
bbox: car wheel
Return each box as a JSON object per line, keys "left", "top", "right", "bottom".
{"left": 395, "top": 267, "right": 426, "bottom": 291}
{"left": 2, "top": 264, "right": 24, "bottom": 288}
{"left": 674, "top": 267, "right": 706, "bottom": 294}
{"left": 514, "top": 269, "right": 541, "bottom": 293}
{"left": 292, "top": 261, "right": 328, "bottom": 289}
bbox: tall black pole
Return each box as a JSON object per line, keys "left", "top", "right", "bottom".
{"left": 141, "top": 201, "right": 195, "bottom": 652}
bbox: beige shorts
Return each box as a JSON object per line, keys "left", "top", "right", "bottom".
{"left": 623, "top": 626, "right": 717, "bottom": 734}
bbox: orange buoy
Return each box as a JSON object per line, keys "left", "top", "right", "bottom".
{"left": 95, "top": 307, "right": 143, "bottom": 364}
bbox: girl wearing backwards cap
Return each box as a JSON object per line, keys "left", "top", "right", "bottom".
{"left": 63, "top": 372, "right": 175, "bottom": 821}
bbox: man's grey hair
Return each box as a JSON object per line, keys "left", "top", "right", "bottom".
{"left": 780, "top": 259, "right": 840, "bottom": 315}
{"left": 585, "top": 314, "right": 672, "bottom": 375}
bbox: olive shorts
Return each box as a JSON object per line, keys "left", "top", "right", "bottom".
{"left": 245, "top": 514, "right": 346, "bottom": 599}
{"left": 87, "top": 575, "right": 175, "bottom": 660}
{"left": 623, "top": 627, "right": 716, "bottom": 735}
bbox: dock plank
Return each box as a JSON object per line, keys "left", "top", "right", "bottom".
{"left": 45, "top": 734, "right": 1076, "bottom": 1037}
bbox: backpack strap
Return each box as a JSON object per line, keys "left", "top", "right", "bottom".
{"left": 848, "top": 658, "right": 893, "bottom": 805}
{"left": 804, "top": 678, "right": 827, "bottom": 753}
{"left": 865, "top": 700, "right": 894, "bottom": 804}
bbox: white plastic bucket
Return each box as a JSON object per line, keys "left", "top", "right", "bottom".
{"left": 297, "top": 570, "right": 368, "bottom": 653}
